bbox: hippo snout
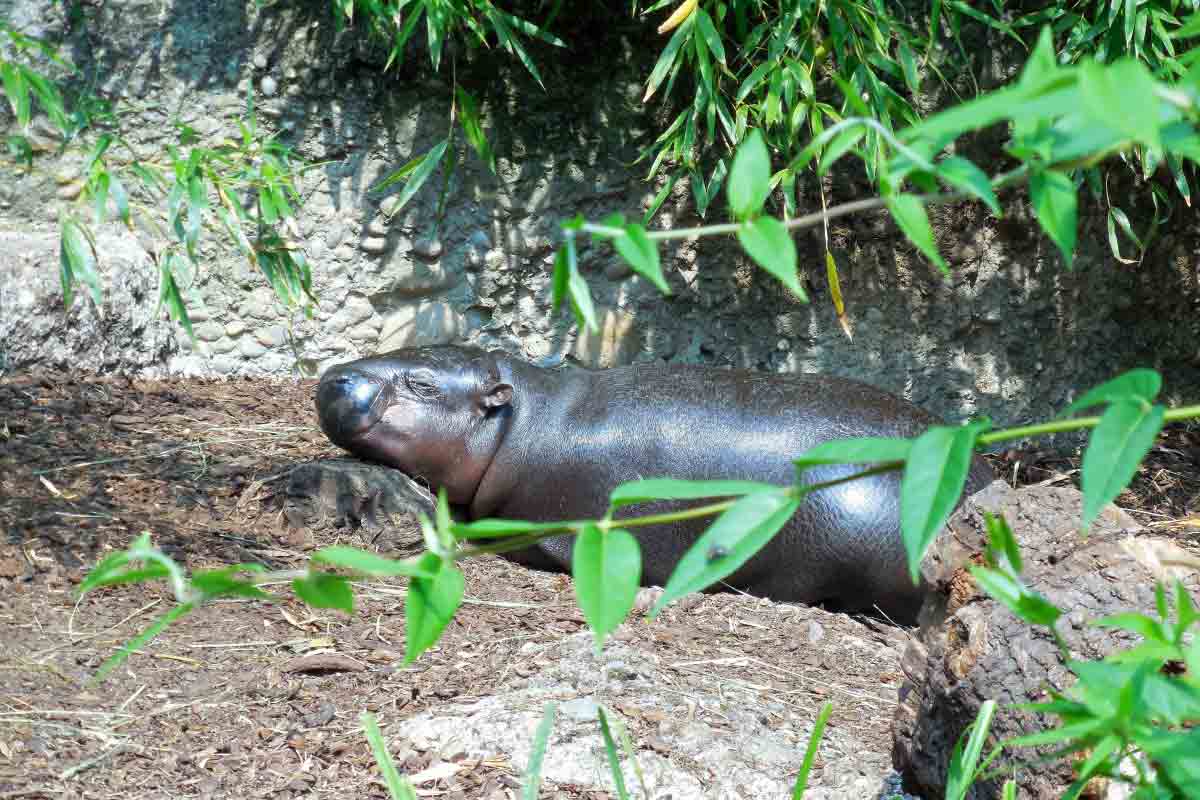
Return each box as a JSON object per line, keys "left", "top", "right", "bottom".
{"left": 316, "top": 368, "right": 391, "bottom": 446}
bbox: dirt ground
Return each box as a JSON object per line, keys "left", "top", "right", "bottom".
{"left": 1, "top": 371, "right": 1197, "bottom": 799}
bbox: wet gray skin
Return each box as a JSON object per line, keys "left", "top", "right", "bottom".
{"left": 316, "top": 345, "right": 994, "bottom": 623}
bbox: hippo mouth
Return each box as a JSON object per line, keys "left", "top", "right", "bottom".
{"left": 315, "top": 367, "right": 395, "bottom": 449}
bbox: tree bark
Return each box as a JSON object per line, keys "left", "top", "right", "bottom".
{"left": 283, "top": 457, "right": 434, "bottom": 553}
{"left": 893, "top": 480, "right": 1200, "bottom": 799}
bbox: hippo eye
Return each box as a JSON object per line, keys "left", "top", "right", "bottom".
{"left": 404, "top": 371, "right": 440, "bottom": 398}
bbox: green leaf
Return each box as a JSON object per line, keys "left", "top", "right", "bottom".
{"left": 1173, "top": 14, "right": 1200, "bottom": 39}
{"left": 937, "top": 157, "right": 1001, "bottom": 215}
{"left": 436, "top": 486, "right": 452, "bottom": 540}
{"left": 362, "top": 712, "right": 419, "bottom": 800}
{"left": 1080, "top": 399, "right": 1165, "bottom": 531}
{"left": 292, "top": 572, "right": 355, "bottom": 613}
{"left": 159, "top": 256, "right": 194, "bottom": 340}
{"left": 573, "top": 526, "right": 641, "bottom": 647}
{"left": 92, "top": 602, "right": 195, "bottom": 685}
{"left": 692, "top": 25, "right": 713, "bottom": 97}
{"left": 1093, "top": 611, "right": 1168, "bottom": 643}
{"left": 613, "top": 224, "right": 669, "bottom": 294}
{"left": 22, "top": 66, "right": 68, "bottom": 131}
{"left": 736, "top": 61, "right": 774, "bottom": 102}
{"left": 817, "top": 125, "right": 865, "bottom": 176}
{"left": 610, "top": 478, "right": 779, "bottom": 510}
{"left": 184, "top": 174, "right": 206, "bottom": 258}
{"left": 455, "top": 87, "right": 496, "bottom": 175}
{"left": 695, "top": 8, "right": 726, "bottom": 65}
{"left": 60, "top": 218, "right": 102, "bottom": 308}
{"left": 900, "top": 421, "right": 989, "bottom": 581}
{"left": 82, "top": 134, "right": 113, "bottom": 176}
{"left": 1006, "top": 717, "right": 1108, "bottom": 748}
{"left": 258, "top": 186, "right": 278, "bottom": 225}
{"left": 189, "top": 565, "right": 270, "bottom": 600}
{"left": 727, "top": 129, "right": 771, "bottom": 219}
{"left": 522, "top": 704, "right": 557, "bottom": 800}
{"left": 1138, "top": 728, "right": 1200, "bottom": 791}
{"left": 951, "top": 0, "right": 1027, "bottom": 44}
{"left": 405, "top": 555, "right": 465, "bottom": 663}
{"left": 1029, "top": 170, "right": 1078, "bottom": 269}
{"left": 311, "top": 546, "right": 437, "bottom": 577}
{"left": 426, "top": 5, "right": 446, "bottom": 71}
{"left": 1106, "top": 208, "right": 1138, "bottom": 264}
{"left": 644, "top": 14, "right": 693, "bottom": 102}
{"left": 1020, "top": 27, "right": 1060, "bottom": 88}
{"left": 793, "top": 437, "right": 912, "bottom": 471}
{"left": 77, "top": 546, "right": 171, "bottom": 592}
{"left": 737, "top": 216, "right": 804, "bottom": 298}
{"left": 650, "top": 492, "right": 801, "bottom": 616}
{"left": 790, "top": 701, "right": 833, "bottom": 799}
{"left": 885, "top": 194, "right": 948, "bottom": 274}
{"left": 373, "top": 150, "right": 430, "bottom": 195}
{"left": 1061, "top": 369, "right": 1162, "bottom": 416}
{"left": 642, "top": 170, "right": 680, "bottom": 224}
{"left": 551, "top": 245, "right": 569, "bottom": 312}
{"left": 564, "top": 237, "right": 598, "bottom": 333}
{"left": 970, "top": 565, "right": 1063, "bottom": 626}
{"left": 381, "top": 138, "right": 449, "bottom": 218}
{"left": 596, "top": 708, "right": 631, "bottom": 800}
{"left": 451, "top": 518, "right": 565, "bottom": 539}
{"left": 486, "top": 8, "right": 547, "bottom": 88}
{"left": 1079, "top": 58, "right": 1161, "bottom": 149}
{"left": 897, "top": 41, "right": 920, "bottom": 93}
{"left": 983, "top": 511, "right": 1022, "bottom": 574}
{"left": 6, "top": 134, "right": 32, "bottom": 166}
{"left": 0, "top": 63, "right": 31, "bottom": 127}
{"left": 109, "top": 173, "right": 130, "bottom": 227}
{"left": 490, "top": 7, "right": 567, "bottom": 47}
{"left": 90, "top": 171, "right": 110, "bottom": 224}
{"left": 1174, "top": 579, "right": 1199, "bottom": 641}
{"left": 945, "top": 701, "right": 997, "bottom": 800}
{"left": 130, "top": 162, "right": 167, "bottom": 194}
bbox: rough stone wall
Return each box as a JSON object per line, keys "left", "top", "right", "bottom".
{"left": 2, "top": 0, "right": 1198, "bottom": 429}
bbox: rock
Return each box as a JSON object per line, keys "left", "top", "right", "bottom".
{"left": 413, "top": 236, "right": 443, "bottom": 260}
{"left": 397, "top": 631, "right": 904, "bottom": 799}
{"left": 239, "top": 338, "right": 267, "bottom": 357}
{"left": 379, "top": 195, "right": 402, "bottom": 217}
{"left": 283, "top": 457, "right": 432, "bottom": 549}
{"left": 360, "top": 236, "right": 388, "bottom": 254}
{"left": 892, "top": 481, "right": 1200, "bottom": 799}
{"left": 366, "top": 216, "right": 389, "bottom": 237}
{"left": 0, "top": 232, "right": 181, "bottom": 374}
{"left": 571, "top": 307, "right": 644, "bottom": 368}
{"left": 255, "top": 325, "right": 288, "bottom": 348}
{"left": 374, "top": 253, "right": 459, "bottom": 299}
{"left": 193, "top": 322, "right": 225, "bottom": 343}
{"left": 376, "top": 301, "right": 464, "bottom": 351}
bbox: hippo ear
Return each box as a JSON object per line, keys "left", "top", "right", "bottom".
{"left": 480, "top": 382, "right": 513, "bottom": 411}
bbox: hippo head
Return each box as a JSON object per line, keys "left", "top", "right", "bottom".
{"left": 315, "top": 346, "right": 513, "bottom": 504}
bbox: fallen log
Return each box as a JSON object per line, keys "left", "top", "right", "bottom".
{"left": 893, "top": 480, "right": 1200, "bottom": 799}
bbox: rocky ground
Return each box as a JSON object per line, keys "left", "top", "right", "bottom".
{"left": 1, "top": 371, "right": 1197, "bottom": 799}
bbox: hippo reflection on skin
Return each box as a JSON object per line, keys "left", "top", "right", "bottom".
{"left": 315, "top": 345, "right": 993, "bottom": 623}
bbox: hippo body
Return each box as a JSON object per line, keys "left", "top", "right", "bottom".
{"left": 316, "top": 345, "right": 993, "bottom": 622}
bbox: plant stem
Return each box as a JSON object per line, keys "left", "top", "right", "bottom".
{"left": 978, "top": 404, "right": 1200, "bottom": 447}
{"left": 454, "top": 464, "right": 902, "bottom": 560}
{"left": 614, "top": 165, "right": 1031, "bottom": 244}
